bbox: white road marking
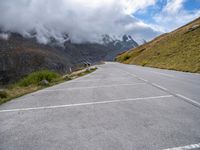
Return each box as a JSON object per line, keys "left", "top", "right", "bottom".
{"left": 119, "top": 69, "right": 150, "bottom": 83}
{"left": 137, "top": 77, "right": 148, "bottom": 82}
{"left": 163, "top": 143, "right": 200, "bottom": 150}
{"left": 0, "top": 95, "right": 173, "bottom": 113}
{"left": 120, "top": 70, "right": 138, "bottom": 77}
{"left": 152, "top": 83, "right": 168, "bottom": 91}
{"left": 41, "top": 83, "right": 145, "bottom": 92}
{"left": 70, "top": 77, "right": 133, "bottom": 83}
{"left": 70, "top": 79, "right": 101, "bottom": 83}
{"left": 122, "top": 68, "right": 200, "bottom": 109}
{"left": 176, "top": 94, "right": 200, "bottom": 108}
{"left": 151, "top": 71, "right": 175, "bottom": 78}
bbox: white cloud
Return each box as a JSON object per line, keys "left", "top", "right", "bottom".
{"left": 123, "top": 0, "right": 156, "bottom": 14}
{"left": 122, "top": 16, "right": 159, "bottom": 42}
{"left": 0, "top": 33, "right": 10, "bottom": 40}
{"left": 152, "top": 0, "right": 200, "bottom": 32}
{"left": 0, "top": 0, "right": 159, "bottom": 44}
{"left": 164, "top": 0, "right": 184, "bottom": 13}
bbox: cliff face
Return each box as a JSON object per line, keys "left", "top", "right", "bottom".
{"left": 0, "top": 33, "right": 71, "bottom": 84}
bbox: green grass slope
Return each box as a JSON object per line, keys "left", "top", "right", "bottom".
{"left": 116, "top": 17, "right": 200, "bottom": 73}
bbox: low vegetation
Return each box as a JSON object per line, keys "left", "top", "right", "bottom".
{"left": 0, "top": 67, "right": 97, "bottom": 105}
{"left": 16, "top": 70, "right": 61, "bottom": 87}
{"left": 116, "top": 17, "right": 200, "bottom": 73}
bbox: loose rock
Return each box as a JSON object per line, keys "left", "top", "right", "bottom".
{"left": 39, "top": 79, "right": 49, "bottom": 86}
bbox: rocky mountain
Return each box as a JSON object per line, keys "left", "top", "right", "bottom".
{"left": 0, "top": 31, "right": 138, "bottom": 85}
{"left": 102, "top": 34, "right": 138, "bottom": 60}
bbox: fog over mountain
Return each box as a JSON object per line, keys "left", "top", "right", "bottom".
{"left": 0, "top": 0, "right": 160, "bottom": 44}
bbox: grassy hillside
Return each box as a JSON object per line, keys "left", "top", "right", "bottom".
{"left": 116, "top": 17, "right": 200, "bottom": 73}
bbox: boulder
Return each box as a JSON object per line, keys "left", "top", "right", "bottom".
{"left": 39, "top": 79, "right": 49, "bottom": 86}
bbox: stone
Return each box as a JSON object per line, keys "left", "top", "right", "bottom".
{"left": 39, "top": 79, "right": 49, "bottom": 86}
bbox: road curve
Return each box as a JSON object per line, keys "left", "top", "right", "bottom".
{"left": 0, "top": 62, "right": 200, "bottom": 150}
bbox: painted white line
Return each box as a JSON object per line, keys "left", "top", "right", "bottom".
{"left": 120, "top": 69, "right": 138, "bottom": 77}
{"left": 137, "top": 77, "right": 148, "bottom": 82}
{"left": 176, "top": 94, "right": 200, "bottom": 107}
{"left": 163, "top": 143, "right": 200, "bottom": 150}
{"left": 152, "top": 83, "right": 168, "bottom": 91}
{"left": 119, "top": 69, "right": 149, "bottom": 82}
{"left": 0, "top": 95, "right": 173, "bottom": 113}
{"left": 151, "top": 71, "right": 175, "bottom": 78}
{"left": 42, "top": 83, "right": 145, "bottom": 92}
{"left": 127, "top": 73, "right": 138, "bottom": 77}
{"left": 70, "top": 77, "right": 133, "bottom": 83}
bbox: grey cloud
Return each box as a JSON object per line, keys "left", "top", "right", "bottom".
{"left": 0, "top": 0, "right": 160, "bottom": 44}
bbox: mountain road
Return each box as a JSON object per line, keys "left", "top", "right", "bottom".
{"left": 0, "top": 62, "right": 200, "bottom": 150}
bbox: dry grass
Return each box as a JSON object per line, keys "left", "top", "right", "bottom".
{"left": 116, "top": 17, "right": 200, "bottom": 73}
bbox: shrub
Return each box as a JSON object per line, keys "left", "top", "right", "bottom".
{"left": 141, "top": 61, "right": 148, "bottom": 66}
{"left": 90, "top": 67, "right": 97, "bottom": 71}
{"left": 17, "top": 70, "right": 60, "bottom": 87}
{"left": 123, "top": 55, "right": 131, "bottom": 61}
{"left": 0, "top": 90, "right": 7, "bottom": 98}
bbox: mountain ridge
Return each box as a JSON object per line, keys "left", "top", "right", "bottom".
{"left": 116, "top": 17, "right": 200, "bottom": 73}
{"left": 0, "top": 31, "right": 138, "bottom": 85}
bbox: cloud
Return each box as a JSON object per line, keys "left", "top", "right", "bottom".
{"left": 0, "top": 33, "right": 10, "bottom": 40}
{"left": 164, "top": 0, "right": 184, "bottom": 13}
{"left": 0, "top": 0, "right": 159, "bottom": 44}
{"left": 122, "top": 0, "right": 156, "bottom": 14}
{"left": 152, "top": 0, "right": 200, "bottom": 32}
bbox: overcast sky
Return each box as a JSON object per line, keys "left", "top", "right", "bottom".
{"left": 0, "top": 0, "right": 199, "bottom": 44}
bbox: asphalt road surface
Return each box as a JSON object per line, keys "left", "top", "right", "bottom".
{"left": 1, "top": 62, "right": 200, "bottom": 150}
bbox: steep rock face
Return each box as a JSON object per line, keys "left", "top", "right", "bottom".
{"left": 62, "top": 42, "right": 109, "bottom": 64}
{"left": 0, "top": 33, "right": 71, "bottom": 84}
{"left": 0, "top": 32, "right": 138, "bottom": 85}
{"left": 102, "top": 34, "right": 138, "bottom": 60}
